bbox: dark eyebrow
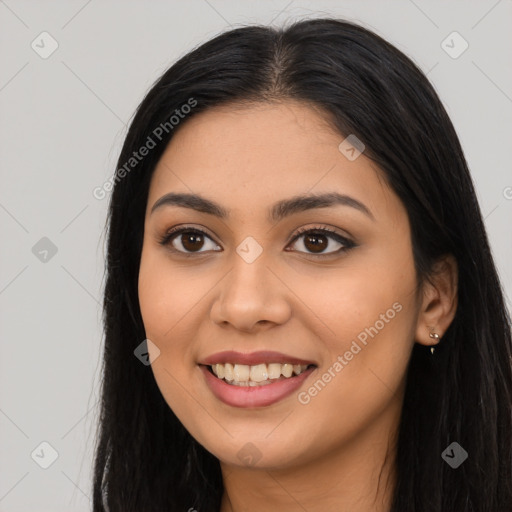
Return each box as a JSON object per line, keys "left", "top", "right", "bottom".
{"left": 150, "top": 192, "right": 375, "bottom": 222}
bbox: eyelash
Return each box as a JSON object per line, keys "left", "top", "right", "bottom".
{"left": 158, "top": 224, "right": 356, "bottom": 258}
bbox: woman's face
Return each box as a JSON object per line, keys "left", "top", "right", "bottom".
{"left": 138, "top": 100, "right": 422, "bottom": 470}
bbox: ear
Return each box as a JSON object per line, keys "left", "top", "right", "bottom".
{"left": 415, "top": 254, "right": 458, "bottom": 348}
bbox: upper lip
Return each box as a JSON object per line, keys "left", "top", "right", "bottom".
{"left": 199, "top": 350, "right": 317, "bottom": 367}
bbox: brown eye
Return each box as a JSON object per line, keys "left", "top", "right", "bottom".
{"left": 302, "top": 232, "right": 328, "bottom": 253}
{"left": 180, "top": 232, "right": 205, "bottom": 252}
{"left": 160, "top": 228, "right": 221, "bottom": 254}
{"left": 287, "top": 227, "right": 355, "bottom": 256}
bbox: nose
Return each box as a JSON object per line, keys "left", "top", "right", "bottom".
{"left": 210, "top": 254, "right": 292, "bottom": 333}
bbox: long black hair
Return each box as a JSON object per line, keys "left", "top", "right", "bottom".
{"left": 92, "top": 18, "right": 512, "bottom": 511}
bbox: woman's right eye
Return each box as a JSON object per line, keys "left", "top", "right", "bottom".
{"left": 159, "top": 227, "right": 221, "bottom": 255}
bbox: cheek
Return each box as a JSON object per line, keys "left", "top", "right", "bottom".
{"left": 295, "top": 250, "right": 418, "bottom": 436}
{"left": 138, "top": 246, "right": 204, "bottom": 343}
{"left": 138, "top": 248, "right": 207, "bottom": 427}
{"left": 293, "top": 249, "right": 417, "bottom": 350}
{"left": 137, "top": 247, "right": 200, "bottom": 391}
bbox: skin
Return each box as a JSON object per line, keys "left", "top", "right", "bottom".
{"left": 138, "top": 100, "right": 458, "bottom": 512}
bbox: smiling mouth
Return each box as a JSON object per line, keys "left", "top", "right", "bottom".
{"left": 203, "top": 362, "right": 317, "bottom": 387}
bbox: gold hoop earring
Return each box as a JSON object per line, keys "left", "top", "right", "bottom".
{"left": 429, "top": 332, "right": 440, "bottom": 354}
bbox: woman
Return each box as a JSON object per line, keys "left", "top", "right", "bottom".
{"left": 92, "top": 18, "right": 512, "bottom": 511}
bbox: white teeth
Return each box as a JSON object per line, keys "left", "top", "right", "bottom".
{"left": 215, "top": 364, "right": 225, "bottom": 379}
{"left": 223, "top": 363, "right": 234, "bottom": 381}
{"left": 281, "top": 363, "right": 293, "bottom": 378}
{"left": 250, "top": 364, "right": 268, "bottom": 382}
{"left": 233, "top": 364, "right": 250, "bottom": 382}
{"left": 209, "top": 362, "right": 311, "bottom": 385}
{"left": 267, "top": 363, "right": 282, "bottom": 379}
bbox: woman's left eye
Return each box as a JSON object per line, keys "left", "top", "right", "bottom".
{"left": 158, "top": 225, "right": 355, "bottom": 257}
{"left": 287, "top": 226, "right": 356, "bottom": 256}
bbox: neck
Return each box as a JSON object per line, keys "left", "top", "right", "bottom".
{"left": 218, "top": 400, "right": 400, "bottom": 512}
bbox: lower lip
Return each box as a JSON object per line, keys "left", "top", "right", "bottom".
{"left": 199, "top": 365, "right": 316, "bottom": 408}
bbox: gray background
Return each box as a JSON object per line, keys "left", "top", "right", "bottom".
{"left": 1, "top": 1, "right": 511, "bottom": 510}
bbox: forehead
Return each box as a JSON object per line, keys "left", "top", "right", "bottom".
{"left": 146, "top": 101, "right": 401, "bottom": 223}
